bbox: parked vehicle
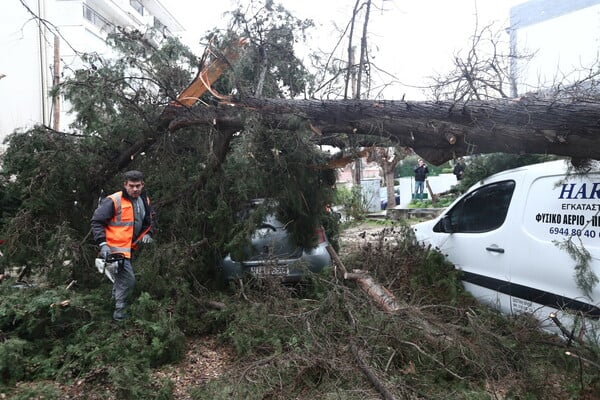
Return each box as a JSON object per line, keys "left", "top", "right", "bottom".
{"left": 380, "top": 186, "right": 400, "bottom": 210}
{"left": 412, "top": 159, "right": 600, "bottom": 342}
{"left": 220, "top": 199, "right": 332, "bottom": 282}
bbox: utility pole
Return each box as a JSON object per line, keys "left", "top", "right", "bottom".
{"left": 37, "top": 0, "right": 49, "bottom": 126}
{"left": 53, "top": 35, "right": 60, "bottom": 131}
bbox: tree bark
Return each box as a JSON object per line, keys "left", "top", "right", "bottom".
{"left": 164, "top": 96, "right": 600, "bottom": 165}
{"left": 370, "top": 147, "right": 399, "bottom": 209}
{"left": 345, "top": 271, "right": 401, "bottom": 313}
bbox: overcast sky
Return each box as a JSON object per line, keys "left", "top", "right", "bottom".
{"left": 166, "top": 0, "right": 525, "bottom": 100}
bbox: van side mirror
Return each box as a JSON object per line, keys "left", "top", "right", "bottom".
{"left": 442, "top": 215, "right": 454, "bottom": 233}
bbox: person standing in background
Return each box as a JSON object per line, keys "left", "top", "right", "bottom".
{"left": 413, "top": 159, "right": 429, "bottom": 200}
{"left": 453, "top": 158, "right": 465, "bottom": 181}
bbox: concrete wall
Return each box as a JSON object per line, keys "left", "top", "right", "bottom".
{"left": 396, "top": 173, "right": 457, "bottom": 207}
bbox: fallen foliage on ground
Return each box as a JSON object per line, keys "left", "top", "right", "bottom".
{"left": 2, "top": 221, "right": 599, "bottom": 399}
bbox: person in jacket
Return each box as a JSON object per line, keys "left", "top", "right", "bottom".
{"left": 453, "top": 158, "right": 465, "bottom": 181}
{"left": 91, "top": 170, "right": 155, "bottom": 321}
{"left": 413, "top": 158, "right": 429, "bottom": 200}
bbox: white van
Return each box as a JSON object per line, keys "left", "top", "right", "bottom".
{"left": 412, "top": 159, "right": 600, "bottom": 343}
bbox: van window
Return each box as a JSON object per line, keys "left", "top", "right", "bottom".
{"left": 438, "top": 180, "right": 516, "bottom": 233}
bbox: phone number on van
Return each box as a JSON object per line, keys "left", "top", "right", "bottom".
{"left": 548, "top": 227, "right": 597, "bottom": 238}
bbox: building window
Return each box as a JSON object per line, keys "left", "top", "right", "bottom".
{"left": 154, "top": 18, "right": 172, "bottom": 37}
{"left": 83, "top": 4, "right": 115, "bottom": 34}
{"left": 154, "top": 18, "right": 165, "bottom": 32}
{"left": 130, "top": 0, "right": 144, "bottom": 15}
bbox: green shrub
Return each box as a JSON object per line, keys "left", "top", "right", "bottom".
{"left": 3, "top": 382, "right": 59, "bottom": 400}
{"left": 335, "top": 186, "right": 368, "bottom": 220}
{"left": 131, "top": 293, "right": 186, "bottom": 366}
{"left": 458, "top": 153, "right": 558, "bottom": 190}
{"left": 0, "top": 338, "right": 29, "bottom": 385}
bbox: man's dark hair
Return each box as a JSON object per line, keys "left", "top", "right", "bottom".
{"left": 123, "top": 170, "right": 144, "bottom": 182}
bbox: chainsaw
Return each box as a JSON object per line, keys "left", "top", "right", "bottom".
{"left": 95, "top": 253, "right": 125, "bottom": 283}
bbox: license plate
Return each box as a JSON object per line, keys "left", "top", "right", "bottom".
{"left": 249, "top": 266, "right": 289, "bottom": 276}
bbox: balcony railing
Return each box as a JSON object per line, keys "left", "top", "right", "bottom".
{"left": 130, "top": 0, "right": 144, "bottom": 16}
{"left": 83, "top": 4, "right": 115, "bottom": 34}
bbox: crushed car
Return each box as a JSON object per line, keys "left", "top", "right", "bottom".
{"left": 219, "top": 199, "right": 332, "bottom": 282}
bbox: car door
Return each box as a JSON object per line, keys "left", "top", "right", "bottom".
{"left": 431, "top": 180, "right": 517, "bottom": 312}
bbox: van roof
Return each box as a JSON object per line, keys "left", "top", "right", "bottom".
{"left": 484, "top": 159, "right": 600, "bottom": 181}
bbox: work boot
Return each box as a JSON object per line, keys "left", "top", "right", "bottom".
{"left": 113, "top": 308, "right": 129, "bottom": 321}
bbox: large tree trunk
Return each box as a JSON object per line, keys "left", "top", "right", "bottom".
{"left": 367, "top": 147, "right": 399, "bottom": 209}
{"left": 164, "top": 96, "right": 600, "bottom": 165}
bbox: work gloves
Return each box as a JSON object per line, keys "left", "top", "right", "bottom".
{"left": 99, "top": 236, "right": 152, "bottom": 259}
{"left": 99, "top": 242, "right": 111, "bottom": 259}
{"left": 141, "top": 234, "right": 153, "bottom": 244}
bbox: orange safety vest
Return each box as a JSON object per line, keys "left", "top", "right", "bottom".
{"left": 105, "top": 192, "right": 151, "bottom": 259}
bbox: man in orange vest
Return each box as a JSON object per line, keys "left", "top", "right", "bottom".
{"left": 91, "top": 170, "right": 155, "bottom": 321}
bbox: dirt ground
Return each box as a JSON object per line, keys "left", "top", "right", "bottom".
{"left": 151, "top": 336, "right": 237, "bottom": 400}
{"left": 337, "top": 221, "right": 401, "bottom": 253}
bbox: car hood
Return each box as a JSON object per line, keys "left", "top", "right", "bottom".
{"left": 411, "top": 218, "right": 439, "bottom": 247}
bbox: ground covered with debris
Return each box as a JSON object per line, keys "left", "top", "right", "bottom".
{"left": 3, "top": 220, "right": 600, "bottom": 399}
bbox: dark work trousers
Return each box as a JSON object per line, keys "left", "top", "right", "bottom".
{"left": 112, "top": 258, "right": 135, "bottom": 320}
{"left": 414, "top": 180, "right": 425, "bottom": 200}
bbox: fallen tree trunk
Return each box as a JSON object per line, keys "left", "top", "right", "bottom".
{"left": 347, "top": 271, "right": 401, "bottom": 313}
{"left": 163, "top": 96, "right": 600, "bottom": 165}
{"left": 327, "top": 245, "right": 401, "bottom": 313}
{"left": 326, "top": 245, "right": 348, "bottom": 277}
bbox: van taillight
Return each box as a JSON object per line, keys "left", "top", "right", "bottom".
{"left": 316, "top": 227, "right": 327, "bottom": 243}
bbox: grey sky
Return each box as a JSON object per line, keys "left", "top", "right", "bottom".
{"left": 167, "top": 0, "right": 525, "bottom": 100}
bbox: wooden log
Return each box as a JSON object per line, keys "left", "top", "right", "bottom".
{"left": 328, "top": 246, "right": 401, "bottom": 312}
{"left": 444, "top": 131, "right": 457, "bottom": 144}
{"left": 326, "top": 245, "right": 348, "bottom": 276}
{"left": 353, "top": 274, "right": 401, "bottom": 313}
{"left": 344, "top": 272, "right": 368, "bottom": 280}
{"left": 50, "top": 300, "right": 70, "bottom": 308}
{"left": 169, "top": 38, "right": 248, "bottom": 107}
{"left": 425, "top": 180, "right": 439, "bottom": 203}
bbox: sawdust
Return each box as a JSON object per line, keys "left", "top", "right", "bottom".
{"left": 152, "top": 336, "right": 236, "bottom": 399}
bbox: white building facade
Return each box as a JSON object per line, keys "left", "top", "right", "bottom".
{"left": 0, "top": 0, "right": 184, "bottom": 140}
{"left": 509, "top": 0, "right": 600, "bottom": 96}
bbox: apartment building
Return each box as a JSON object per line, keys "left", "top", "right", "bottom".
{"left": 0, "top": 0, "right": 184, "bottom": 139}
{"left": 509, "top": 0, "right": 600, "bottom": 96}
